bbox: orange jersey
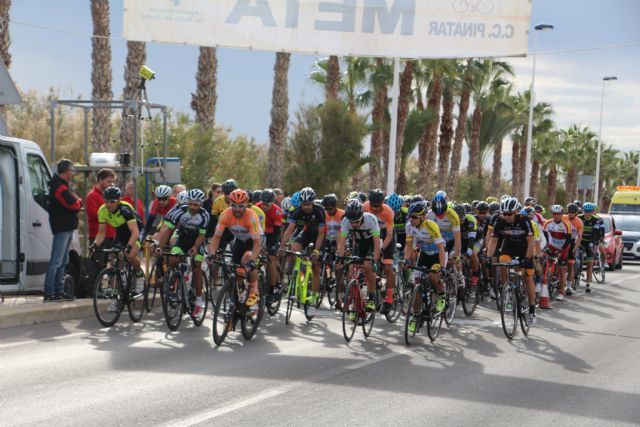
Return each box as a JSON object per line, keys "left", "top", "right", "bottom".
{"left": 325, "top": 208, "right": 345, "bottom": 241}
{"left": 362, "top": 201, "right": 394, "bottom": 232}
{"left": 215, "top": 207, "right": 262, "bottom": 241}
{"left": 563, "top": 215, "right": 583, "bottom": 241}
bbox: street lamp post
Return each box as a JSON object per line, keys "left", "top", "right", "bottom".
{"left": 523, "top": 23, "right": 554, "bottom": 201}
{"left": 594, "top": 76, "right": 617, "bottom": 206}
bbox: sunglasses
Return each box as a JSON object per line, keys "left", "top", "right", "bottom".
{"left": 301, "top": 202, "right": 313, "bottom": 207}
{"left": 106, "top": 199, "right": 119, "bottom": 204}
{"left": 503, "top": 212, "right": 514, "bottom": 217}
{"left": 231, "top": 203, "right": 246, "bottom": 209}
{"left": 157, "top": 197, "right": 168, "bottom": 201}
{"left": 409, "top": 214, "right": 422, "bottom": 219}
{"left": 349, "top": 220, "right": 362, "bottom": 225}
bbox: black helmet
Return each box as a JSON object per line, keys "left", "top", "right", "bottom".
{"left": 573, "top": 200, "right": 583, "bottom": 208}
{"left": 322, "top": 193, "right": 338, "bottom": 208}
{"left": 476, "top": 201, "right": 489, "bottom": 212}
{"left": 567, "top": 203, "right": 579, "bottom": 214}
{"left": 463, "top": 203, "right": 472, "bottom": 214}
{"left": 408, "top": 200, "right": 428, "bottom": 216}
{"left": 250, "top": 190, "right": 262, "bottom": 204}
{"left": 299, "top": 187, "right": 316, "bottom": 202}
{"left": 260, "top": 189, "right": 275, "bottom": 204}
{"left": 345, "top": 199, "right": 364, "bottom": 221}
{"left": 104, "top": 186, "right": 122, "bottom": 201}
{"left": 221, "top": 179, "right": 238, "bottom": 195}
{"left": 358, "top": 192, "right": 368, "bottom": 203}
{"left": 409, "top": 194, "right": 425, "bottom": 204}
{"left": 368, "top": 188, "right": 385, "bottom": 205}
{"left": 453, "top": 204, "right": 466, "bottom": 220}
{"left": 488, "top": 202, "right": 500, "bottom": 215}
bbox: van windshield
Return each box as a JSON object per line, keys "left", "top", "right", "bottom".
{"left": 609, "top": 203, "right": 640, "bottom": 214}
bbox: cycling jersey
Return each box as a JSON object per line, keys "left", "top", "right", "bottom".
{"left": 579, "top": 214, "right": 603, "bottom": 244}
{"left": 255, "top": 202, "right": 283, "bottom": 235}
{"left": 164, "top": 205, "right": 210, "bottom": 249}
{"left": 394, "top": 207, "right": 409, "bottom": 234}
{"left": 250, "top": 205, "right": 266, "bottom": 235}
{"left": 145, "top": 196, "right": 177, "bottom": 236}
{"left": 362, "top": 202, "right": 394, "bottom": 233}
{"left": 287, "top": 204, "right": 326, "bottom": 232}
{"left": 210, "top": 194, "right": 229, "bottom": 217}
{"left": 542, "top": 219, "right": 572, "bottom": 250}
{"left": 563, "top": 215, "right": 583, "bottom": 243}
{"left": 492, "top": 214, "right": 533, "bottom": 245}
{"left": 340, "top": 213, "right": 380, "bottom": 241}
{"left": 325, "top": 208, "right": 345, "bottom": 242}
{"left": 405, "top": 218, "right": 444, "bottom": 255}
{"left": 98, "top": 201, "right": 142, "bottom": 244}
{"left": 215, "top": 208, "right": 262, "bottom": 242}
{"left": 427, "top": 207, "right": 461, "bottom": 243}
{"left": 461, "top": 214, "right": 478, "bottom": 241}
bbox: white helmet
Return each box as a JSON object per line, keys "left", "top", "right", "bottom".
{"left": 500, "top": 197, "right": 519, "bottom": 213}
{"left": 155, "top": 185, "right": 171, "bottom": 199}
{"left": 177, "top": 190, "right": 188, "bottom": 205}
{"left": 551, "top": 204, "right": 564, "bottom": 214}
{"left": 187, "top": 188, "right": 206, "bottom": 203}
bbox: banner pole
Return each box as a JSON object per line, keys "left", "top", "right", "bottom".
{"left": 386, "top": 57, "right": 401, "bottom": 195}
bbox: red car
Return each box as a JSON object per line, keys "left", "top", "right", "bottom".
{"left": 599, "top": 214, "right": 624, "bottom": 270}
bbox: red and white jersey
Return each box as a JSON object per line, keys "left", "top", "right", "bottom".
{"left": 543, "top": 219, "right": 572, "bottom": 250}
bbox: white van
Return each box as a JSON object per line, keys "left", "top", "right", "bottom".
{"left": 0, "top": 136, "right": 83, "bottom": 295}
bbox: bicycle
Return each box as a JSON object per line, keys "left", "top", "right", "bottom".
{"left": 144, "top": 240, "right": 165, "bottom": 313}
{"left": 403, "top": 264, "right": 446, "bottom": 344}
{"left": 392, "top": 244, "right": 412, "bottom": 318}
{"left": 593, "top": 248, "right": 606, "bottom": 284}
{"left": 318, "top": 243, "right": 339, "bottom": 309}
{"left": 459, "top": 254, "right": 480, "bottom": 317}
{"left": 542, "top": 254, "right": 561, "bottom": 299}
{"left": 160, "top": 251, "right": 210, "bottom": 331}
{"left": 571, "top": 246, "right": 585, "bottom": 291}
{"left": 494, "top": 259, "right": 531, "bottom": 340}
{"left": 210, "top": 257, "right": 266, "bottom": 345}
{"left": 93, "top": 246, "right": 147, "bottom": 327}
{"left": 283, "top": 245, "right": 318, "bottom": 324}
{"left": 338, "top": 255, "right": 376, "bottom": 342}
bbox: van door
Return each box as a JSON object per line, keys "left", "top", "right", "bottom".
{"left": 24, "top": 150, "right": 53, "bottom": 291}
{"left": 0, "top": 144, "right": 19, "bottom": 286}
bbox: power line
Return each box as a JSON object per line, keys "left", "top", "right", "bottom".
{"left": 1, "top": 17, "right": 123, "bottom": 41}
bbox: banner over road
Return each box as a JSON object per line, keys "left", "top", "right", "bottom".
{"left": 124, "top": 0, "right": 532, "bottom": 58}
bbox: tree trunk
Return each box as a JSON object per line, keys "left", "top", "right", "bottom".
{"left": 121, "top": 41, "right": 146, "bottom": 154}
{"left": 566, "top": 166, "right": 578, "bottom": 201}
{"left": 0, "top": 0, "right": 12, "bottom": 126}
{"left": 511, "top": 138, "right": 520, "bottom": 196}
{"left": 491, "top": 139, "right": 503, "bottom": 191}
{"left": 437, "top": 80, "right": 455, "bottom": 189}
{"left": 394, "top": 60, "right": 414, "bottom": 188}
{"left": 530, "top": 159, "right": 540, "bottom": 200}
{"left": 417, "top": 77, "right": 442, "bottom": 194}
{"left": 91, "top": 0, "right": 113, "bottom": 153}
{"left": 191, "top": 47, "right": 218, "bottom": 130}
{"left": 266, "top": 52, "right": 290, "bottom": 188}
{"left": 326, "top": 55, "right": 340, "bottom": 101}
{"left": 446, "top": 73, "right": 472, "bottom": 195}
{"left": 547, "top": 163, "right": 558, "bottom": 206}
{"left": 467, "top": 105, "right": 482, "bottom": 177}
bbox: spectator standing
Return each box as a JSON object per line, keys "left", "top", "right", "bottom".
{"left": 122, "top": 180, "right": 146, "bottom": 225}
{"left": 274, "top": 188, "right": 285, "bottom": 207}
{"left": 203, "top": 183, "right": 222, "bottom": 238}
{"left": 86, "top": 168, "right": 116, "bottom": 242}
{"left": 172, "top": 184, "right": 186, "bottom": 197}
{"left": 44, "top": 159, "right": 82, "bottom": 302}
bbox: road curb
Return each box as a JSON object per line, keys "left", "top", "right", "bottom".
{"left": 0, "top": 299, "right": 95, "bottom": 329}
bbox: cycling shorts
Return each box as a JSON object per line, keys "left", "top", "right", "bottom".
{"left": 170, "top": 245, "right": 205, "bottom": 263}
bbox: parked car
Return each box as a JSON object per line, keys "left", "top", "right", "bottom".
{"left": 612, "top": 214, "right": 640, "bottom": 261}
{"left": 598, "top": 214, "right": 624, "bottom": 270}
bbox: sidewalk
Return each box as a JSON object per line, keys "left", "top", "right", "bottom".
{"left": 0, "top": 295, "right": 96, "bottom": 329}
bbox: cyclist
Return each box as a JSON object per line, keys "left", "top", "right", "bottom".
{"left": 144, "top": 185, "right": 177, "bottom": 240}
{"left": 486, "top": 197, "right": 537, "bottom": 326}
{"left": 564, "top": 203, "right": 583, "bottom": 295}
{"left": 279, "top": 187, "right": 326, "bottom": 315}
{"left": 255, "top": 189, "right": 284, "bottom": 302}
{"left": 578, "top": 202, "right": 604, "bottom": 293}
{"left": 321, "top": 193, "right": 345, "bottom": 308}
{"left": 155, "top": 189, "right": 210, "bottom": 316}
{"left": 453, "top": 204, "right": 480, "bottom": 288}
{"left": 541, "top": 205, "right": 572, "bottom": 301}
{"left": 427, "top": 192, "right": 462, "bottom": 265}
{"left": 520, "top": 206, "right": 544, "bottom": 296}
{"left": 208, "top": 189, "right": 263, "bottom": 310}
{"left": 403, "top": 200, "right": 447, "bottom": 333}
{"left": 386, "top": 194, "right": 407, "bottom": 251}
{"left": 337, "top": 199, "right": 381, "bottom": 313}
{"left": 363, "top": 188, "right": 397, "bottom": 314}
{"left": 92, "top": 186, "right": 145, "bottom": 310}
{"left": 209, "top": 179, "right": 239, "bottom": 252}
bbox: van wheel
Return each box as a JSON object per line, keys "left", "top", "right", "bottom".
{"left": 64, "top": 263, "right": 79, "bottom": 297}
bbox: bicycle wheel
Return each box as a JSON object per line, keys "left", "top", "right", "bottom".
{"left": 93, "top": 268, "right": 123, "bottom": 327}
{"left": 593, "top": 255, "right": 605, "bottom": 283}
{"left": 500, "top": 282, "right": 517, "bottom": 340}
{"left": 189, "top": 273, "right": 209, "bottom": 326}
{"left": 285, "top": 270, "right": 297, "bottom": 325}
{"left": 325, "top": 263, "right": 337, "bottom": 307}
{"left": 444, "top": 276, "right": 457, "bottom": 327}
{"left": 212, "top": 282, "right": 235, "bottom": 345}
{"left": 461, "top": 280, "right": 479, "bottom": 317}
{"left": 404, "top": 283, "right": 423, "bottom": 346}
{"left": 426, "top": 287, "right": 443, "bottom": 341}
{"left": 519, "top": 294, "right": 530, "bottom": 337}
{"left": 162, "top": 271, "right": 184, "bottom": 331}
{"left": 303, "top": 280, "right": 317, "bottom": 321}
{"left": 362, "top": 307, "right": 375, "bottom": 338}
{"left": 342, "top": 280, "right": 358, "bottom": 342}
{"left": 492, "top": 272, "right": 503, "bottom": 311}
{"left": 384, "top": 281, "right": 403, "bottom": 323}
{"left": 145, "top": 262, "right": 160, "bottom": 312}
{"left": 241, "top": 287, "right": 263, "bottom": 341}
{"left": 127, "top": 270, "right": 147, "bottom": 323}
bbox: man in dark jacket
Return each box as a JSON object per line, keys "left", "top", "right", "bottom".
{"left": 44, "top": 159, "right": 82, "bottom": 302}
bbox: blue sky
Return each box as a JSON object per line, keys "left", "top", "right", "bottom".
{"left": 7, "top": 0, "right": 640, "bottom": 176}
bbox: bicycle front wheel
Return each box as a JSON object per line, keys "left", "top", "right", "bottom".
{"left": 285, "top": 270, "right": 297, "bottom": 325}
{"left": 426, "top": 288, "right": 443, "bottom": 341}
{"left": 461, "top": 279, "right": 479, "bottom": 317}
{"left": 127, "top": 271, "right": 147, "bottom": 323}
{"left": 93, "top": 268, "right": 123, "bottom": 327}
{"left": 189, "top": 273, "right": 209, "bottom": 326}
{"left": 325, "top": 263, "right": 337, "bottom": 307}
{"left": 145, "top": 262, "right": 160, "bottom": 312}
{"left": 444, "top": 276, "right": 457, "bottom": 327}
{"left": 162, "top": 271, "right": 184, "bottom": 331}
{"left": 593, "top": 257, "right": 606, "bottom": 283}
{"left": 404, "top": 283, "right": 423, "bottom": 346}
{"left": 500, "top": 282, "right": 517, "bottom": 340}
{"left": 213, "top": 283, "right": 235, "bottom": 345}
{"left": 342, "top": 280, "right": 358, "bottom": 342}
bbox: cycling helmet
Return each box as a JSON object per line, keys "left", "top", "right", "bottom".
{"left": 250, "top": 190, "right": 262, "bottom": 204}
{"left": 322, "top": 193, "right": 338, "bottom": 208}
{"left": 261, "top": 189, "right": 276, "bottom": 204}
{"left": 476, "top": 201, "right": 489, "bottom": 212}
{"left": 186, "top": 188, "right": 205, "bottom": 203}
{"left": 472, "top": 200, "right": 480, "bottom": 208}
{"left": 154, "top": 185, "right": 171, "bottom": 199}
{"left": 486, "top": 196, "right": 498, "bottom": 203}
{"left": 221, "top": 179, "right": 238, "bottom": 195}
{"left": 177, "top": 190, "right": 188, "bottom": 205}
{"left": 408, "top": 200, "right": 428, "bottom": 216}
{"left": 358, "top": 192, "right": 368, "bottom": 203}
{"left": 281, "top": 196, "right": 292, "bottom": 211}
{"left": 567, "top": 203, "right": 579, "bottom": 214}
{"left": 431, "top": 193, "right": 448, "bottom": 216}
{"left": 385, "top": 193, "right": 403, "bottom": 212}
{"left": 463, "top": 203, "right": 472, "bottom": 214}
{"left": 535, "top": 204, "right": 545, "bottom": 215}
{"left": 583, "top": 202, "right": 596, "bottom": 213}
{"left": 550, "top": 204, "right": 564, "bottom": 214}
{"left": 229, "top": 189, "right": 249, "bottom": 205}
{"left": 346, "top": 191, "right": 359, "bottom": 201}
{"left": 435, "top": 190, "right": 447, "bottom": 199}
{"left": 573, "top": 200, "right": 583, "bottom": 208}
{"left": 500, "top": 197, "right": 519, "bottom": 213}
{"left": 409, "top": 194, "right": 425, "bottom": 204}
{"left": 521, "top": 206, "right": 535, "bottom": 218}
{"left": 104, "top": 186, "right": 122, "bottom": 201}
{"left": 500, "top": 194, "right": 511, "bottom": 202}
{"left": 453, "top": 204, "right": 466, "bottom": 220}
{"left": 345, "top": 199, "right": 364, "bottom": 221}
{"left": 515, "top": 202, "right": 523, "bottom": 211}
{"left": 291, "top": 192, "right": 301, "bottom": 208}
{"left": 489, "top": 202, "right": 500, "bottom": 215}
{"left": 299, "top": 187, "right": 316, "bottom": 202}
{"left": 368, "top": 188, "right": 385, "bottom": 205}
{"left": 524, "top": 196, "right": 537, "bottom": 206}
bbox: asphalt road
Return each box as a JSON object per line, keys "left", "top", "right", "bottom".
{"left": 2, "top": 262, "right": 640, "bottom": 426}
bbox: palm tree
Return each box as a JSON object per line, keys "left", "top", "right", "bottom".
{"left": 531, "top": 130, "right": 561, "bottom": 200}
{"left": 0, "top": 0, "right": 12, "bottom": 125}
{"left": 447, "top": 60, "right": 473, "bottom": 195}
{"left": 560, "top": 125, "right": 597, "bottom": 201}
{"left": 90, "top": 0, "right": 113, "bottom": 152}
{"left": 394, "top": 60, "right": 415, "bottom": 187}
{"left": 191, "top": 47, "right": 218, "bottom": 130}
{"left": 121, "top": 41, "right": 146, "bottom": 153}
{"left": 436, "top": 60, "right": 460, "bottom": 189}
{"left": 266, "top": 52, "right": 291, "bottom": 188}
{"left": 398, "top": 109, "right": 436, "bottom": 194}
{"left": 369, "top": 58, "right": 389, "bottom": 188}
{"left": 326, "top": 55, "right": 340, "bottom": 101}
